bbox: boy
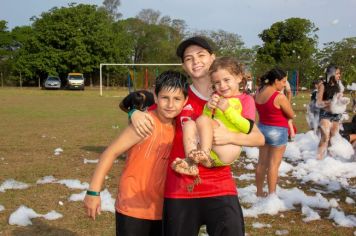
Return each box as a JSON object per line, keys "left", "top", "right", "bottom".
{"left": 84, "top": 70, "right": 188, "bottom": 236}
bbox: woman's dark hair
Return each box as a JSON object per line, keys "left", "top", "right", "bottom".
{"left": 259, "top": 68, "right": 286, "bottom": 88}
{"left": 154, "top": 70, "right": 189, "bottom": 97}
{"left": 323, "top": 64, "right": 340, "bottom": 100}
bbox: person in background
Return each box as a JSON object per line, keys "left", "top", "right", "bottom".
{"left": 316, "top": 65, "right": 343, "bottom": 160}
{"left": 306, "top": 78, "right": 323, "bottom": 131}
{"left": 119, "top": 90, "right": 155, "bottom": 113}
{"left": 255, "top": 68, "right": 295, "bottom": 197}
{"left": 130, "top": 36, "right": 264, "bottom": 236}
{"left": 84, "top": 71, "right": 188, "bottom": 236}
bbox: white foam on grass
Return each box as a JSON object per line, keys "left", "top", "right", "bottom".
{"left": 0, "top": 179, "right": 29, "bottom": 192}
{"left": 36, "top": 175, "right": 57, "bottom": 184}
{"left": 328, "top": 208, "right": 356, "bottom": 227}
{"left": 345, "top": 197, "right": 355, "bottom": 205}
{"left": 54, "top": 147, "right": 63, "bottom": 156}
{"left": 56, "top": 179, "right": 89, "bottom": 189}
{"left": 252, "top": 222, "right": 272, "bottom": 228}
{"left": 301, "top": 205, "right": 321, "bottom": 222}
{"left": 0, "top": 204, "right": 4, "bottom": 212}
{"left": 8, "top": 205, "right": 62, "bottom": 226}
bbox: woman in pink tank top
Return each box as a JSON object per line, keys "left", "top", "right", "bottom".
{"left": 254, "top": 68, "right": 295, "bottom": 197}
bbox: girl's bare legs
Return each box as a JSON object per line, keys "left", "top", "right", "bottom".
{"left": 317, "top": 119, "right": 331, "bottom": 160}
{"left": 255, "top": 145, "right": 269, "bottom": 197}
{"left": 171, "top": 120, "right": 199, "bottom": 175}
{"left": 267, "top": 145, "right": 286, "bottom": 194}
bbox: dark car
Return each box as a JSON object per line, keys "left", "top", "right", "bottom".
{"left": 43, "top": 76, "right": 61, "bottom": 89}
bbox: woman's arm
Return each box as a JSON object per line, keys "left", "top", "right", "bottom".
{"left": 213, "top": 121, "right": 265, "bottom": 147}
{"left": 278, "top": 94, "right": 295, "bottom": 119}
{"left": 84, "top": 125, "right": 142, "bottom": 220}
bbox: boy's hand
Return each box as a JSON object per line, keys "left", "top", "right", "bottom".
{"left": 131, "top": 110, "right": 154, "bottom": 138}
{"left": 207, "top": 94, "right": 220, "bottom": 110}
{"left": 84, "top": 195, "right": 101, "bottom": 220}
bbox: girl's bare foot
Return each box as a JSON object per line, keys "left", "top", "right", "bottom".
{"left": 256, "top": 192, "right": 268, "bottom": 198}
{"left": 171, "top": 158, "right": 199, "bottom": 176}
{"left": 195, "top": 150, "right": 214, "bottom": 168}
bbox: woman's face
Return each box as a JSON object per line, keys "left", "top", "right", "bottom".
{"left": 335, "top": 69, "right": 341, "bottom": 81}
{"left": 275, "top": 76, "right": 287, "bottom": 91}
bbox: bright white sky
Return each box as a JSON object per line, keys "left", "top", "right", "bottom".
{"left": 1, "top": 0, "right": 356, "bottom": 47}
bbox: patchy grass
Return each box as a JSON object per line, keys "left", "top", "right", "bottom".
{"left": 0, "top": 88, "right": 355, "bottom": 236}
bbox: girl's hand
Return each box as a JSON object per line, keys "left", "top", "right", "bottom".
{"left": 207, "top": 94, "right": 220, "bottom": 110}
{"left": 131, "top": 110, "right": 154, "bottom": 138}
{"left": 216, "top": 97, "right": 229, "bottom": 112}
{"left": 84, "top": 195, "right": 101, "bottom": 220}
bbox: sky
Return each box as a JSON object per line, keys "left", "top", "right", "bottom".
{"left": 1, "top": 0, "right": 356, "bottom": 48}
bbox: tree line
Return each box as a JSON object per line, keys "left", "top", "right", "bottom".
{"left": 0, "top": 2, "right": 355, "bottom": 87}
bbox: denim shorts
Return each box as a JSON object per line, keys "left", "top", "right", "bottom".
{"left": 319, "top": 109, "right": 341, "bottom": 122}
{"left": 258, "top": 123, "right": 288, "bottom": 147}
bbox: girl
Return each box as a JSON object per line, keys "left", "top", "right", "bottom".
{"left": 316, "top": 65, "right": 343, "bottom": 160}
{"left": 172, "top": 57, "right": 253, "bottom": 176}
{"left": 255, "top": 68, "right": 294, "bottom": 197}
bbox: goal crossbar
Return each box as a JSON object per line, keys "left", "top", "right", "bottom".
{"left": 99, "top": 63, "right": 182, "bottom": 96}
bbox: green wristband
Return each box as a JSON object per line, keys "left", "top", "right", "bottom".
{"left": 128, "top": 109, "right": 137, "bottom": 119}
{"left": 86, "top": 190, "right": 100, "bottom": 196}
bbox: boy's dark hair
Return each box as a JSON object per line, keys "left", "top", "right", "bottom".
{"left": 155, "top": 70, "right": 188, "bottom": 97}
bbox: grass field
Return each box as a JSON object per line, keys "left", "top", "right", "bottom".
{"left": 0, "top": 87, "right": 355, "bottom": 236}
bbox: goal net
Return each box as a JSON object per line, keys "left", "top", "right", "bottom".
{"left": 99, "top": 63, "right": 182, "bottom": 96}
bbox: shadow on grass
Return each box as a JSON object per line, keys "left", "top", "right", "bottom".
{"left": 12, "top": 219, "right": 77, "bottom": 236}
{"left": 81, "top": 146, "right": 107, "bottom": 154}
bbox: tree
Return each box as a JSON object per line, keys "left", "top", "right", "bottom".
{"left": 136, "top": 9, "right": 161, "bottom": 25}
{"left": 318, "top": 37, "right": 356, "bottom": 84}
{"left": 102, "top": 0, "right": 122, "bottom": 20}
{"left": 13, "top": 3, "right": 132, "bottom": 85}
{"left": 254, "top": 17, "right": 319, "bottom": 83}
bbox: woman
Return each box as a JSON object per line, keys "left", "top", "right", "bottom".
{"left": 316, "top": 65, "right": 343, "bottom": 160}
{"left": 255, "top": 68, "right": 295, "bottom": 197}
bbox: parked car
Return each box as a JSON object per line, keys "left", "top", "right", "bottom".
{"left": 66, "top": 72, "right": 85, "bottom": 90}
{"left": 43, "top": 76, "right": 61, "bottom": 89}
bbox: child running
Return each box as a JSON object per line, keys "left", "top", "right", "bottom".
{"left": 172, "top": 57, "right": 253, "bottom": 176}
{"left": 84, "top": 71, "right": 188, "bottom": 236}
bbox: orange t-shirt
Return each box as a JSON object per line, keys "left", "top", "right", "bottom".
{"left": 116, "top": 111, "right": 175, "bottom": 220}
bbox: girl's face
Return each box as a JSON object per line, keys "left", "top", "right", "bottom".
{"left": 211, "top": 69, "right": 242, "bottom": 97}
{"left": 275, "top": 76, "right": 287, "bottom": 91}
{"left": 335, "top": 69, "right": 341, "bottom": 81}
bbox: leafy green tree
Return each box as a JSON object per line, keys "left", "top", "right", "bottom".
{"left": 317, "top": 37, "right": 356, "bottom": 85}
{"left": 13, "top": 3, "right": 132, "bottom": 85}
{"left": 254, "top": 17, "right": 319, "bottom": 83}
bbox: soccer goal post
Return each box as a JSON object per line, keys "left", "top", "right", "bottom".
{"left": 99, "top": 63, "right": 182, "bottom": 96}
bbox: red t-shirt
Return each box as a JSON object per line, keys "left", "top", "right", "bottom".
{"left": 165, "top": 86, "right": 254, "bottom": 198}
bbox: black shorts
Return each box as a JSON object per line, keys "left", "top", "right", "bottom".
{"left": 115, "top": 211, "right": 162, "bottom": 236}
{"left": 319, "top": 109, "right": 341, "bottom": 122}
{"left": 163, "top": 195, "right": 244, "bottom": 236}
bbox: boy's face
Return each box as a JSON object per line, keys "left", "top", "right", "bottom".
{"left": 182, "top": 45, "right": 215, "bottom": 80}
{"left": 155, "top": 88, "right": 187, "bottom": 122}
